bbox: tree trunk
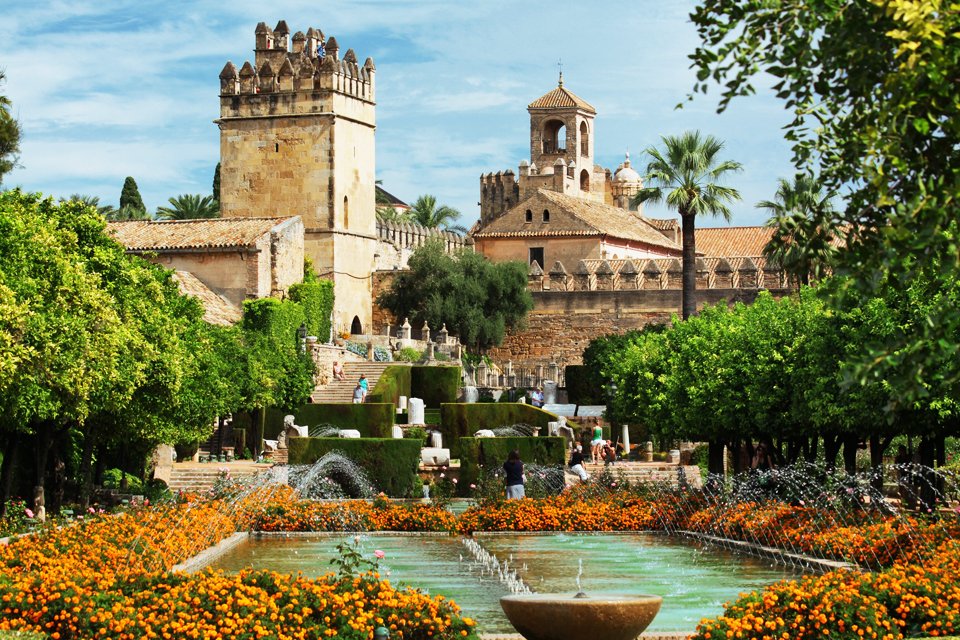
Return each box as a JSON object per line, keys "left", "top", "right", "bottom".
{"left": 680, "top": 211, "right": 697, "bottom": 320}
{"left": 0, "top": 436, "right": 18, "bottom": 515}
{"left": 917, "top": 435, "right": 938, "bottom": 514}
{"left": 868, "top": 434, "right": 889, "bottom": 494}
{"left": 824, "top": 434, "right": 842, "bottom": 470}
{"left": 34, "top": 421, "right": 54, "bottom": 521}
{"left": 804, "top": 436, "right": 819, "bottom": 464}
{"left": 707, "top": 439, "right": 725, "bottom": 485}
{"left": 842, "top": 435, "right": 859, "bottom": 475}
{"left": 78, "top": 429, "right": 98, "bottom": 510}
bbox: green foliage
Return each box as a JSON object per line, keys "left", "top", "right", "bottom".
{"left": 264, "top": 404, "right": 395, "bottom": 439}
{"left": 631, "top": 131, "right": 742, "bottom": 320}
{"left": 60, "top": 194, "right": 116, "bottom": 218}
{"left": 241, "top": 298, "right": 315, "bottom": 411}
{"left": 411, "top": 366, "right": 461, "bottom": 407}
{"left": 377, "top": 240, "right": 533, "bottom": 351}
{"left": 404, "top": 426, "right": 428, "bottom": 444}
{"left": 458, "top": 436, "right": 566, "bottom": 495}
{"left": 330, "top": 536, "right": 383, "bottom": 578}
{"left": 212, "top": 162, "right": 221, "bottom": 202}
{"left": 438, "top": 403, "right": 557, "bottom": 458}
{"left": 287, "top": 438, "right": 422, "bottom": 497}
{"left": 757, "top": 175, "right": 838, "bottom": 287}
{"left": 687, "top": 0, "right": 960, "bottom": 403}
{"left": 564, "top": 365, "right": 604, "bottom": 405}
{"left": 155, "top": 194, "right": 219, "bottom": 220}
{"left": 102, "top": 468, "right": 143, "bottom": 493}
{"left": 289, "top": 278, "right": 334, "bottom": 341}
{"left": 365, "top": 366, "right": 412, "bottom": 405}
{"left": 0, "top": 71, "right": 21, "bottom": 185}
{"left": 394, "top": 347, "right": 422, "bottom": 362}
{"left": 408, "top": 194, "right": 466, "bottom": 234}
{"left": 119, "top": 177, "right": 145, "bottom": 214}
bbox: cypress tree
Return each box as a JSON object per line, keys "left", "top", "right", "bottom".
{"left": 119, "top": 177, "right": 146, "bottom": 213}
{"left": 212, "top": 162, "right": 221, "bottom": 202}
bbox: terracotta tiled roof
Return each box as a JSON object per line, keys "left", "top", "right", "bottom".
{"left": 528, "top": 85, "right": 596, "bottom": 113}
{"left": 171, "top": 271, "right": 241, "bottom": 326}
{"left": 108, "top": 217, "right": 298, "bottom": 252}
{"left": 474, "top": 189, "right": 681, "bottom": 252}
{"left": 695, "top": 226, "right": 776, "bottom": 258}
{"left": 644, "top": 217, "right": 679, "bottom": 232}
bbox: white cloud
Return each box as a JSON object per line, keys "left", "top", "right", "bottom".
{"left": 3, "top": 0, "right": 797, "bottom": 225}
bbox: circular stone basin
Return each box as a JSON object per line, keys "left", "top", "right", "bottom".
{"left": 500, "top": 593, "right": 663, "bottom": 640}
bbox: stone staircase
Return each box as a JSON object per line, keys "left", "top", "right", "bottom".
{"left": 583, "top": 462, "right": 703, "bottom": 488}
{"left": 310, "top": 361, "right": 403, "bottom": 404}
{"left": 166, "top": 461, "right": 274, "bottom": 494}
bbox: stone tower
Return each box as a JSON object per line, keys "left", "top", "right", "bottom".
{"left": 527, "top": 73, "right": 597, "bottom": 197}
{"left": 217, "top": 20, "right": 377, "bottom": 334}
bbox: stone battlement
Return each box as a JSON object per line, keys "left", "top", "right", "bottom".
{"left": 219, "top": 20, "right": 375, "bottom": 120}
{"left": 529, "top": 256, "right": 789, "bottom": 292}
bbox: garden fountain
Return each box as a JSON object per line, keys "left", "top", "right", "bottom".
{"left": 499, "top": 558, "right": 662, "bottom": 640}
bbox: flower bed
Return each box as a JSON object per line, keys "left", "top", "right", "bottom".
{"left": 0, "top": 496, "right": 474, "bottom": 639}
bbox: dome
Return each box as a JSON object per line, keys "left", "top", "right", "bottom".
{"left": 613, "top": 152, "right": 641, "bottom": 183}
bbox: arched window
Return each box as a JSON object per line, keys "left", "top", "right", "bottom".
{"left": 580, "top": 169, "right": 590, "bottom": 192}
{"left": 542, "top": 209, "right": 550, "bottom": 222}
{"left": 525, "top": 209, "right": 533, "bottom": 222}
{"left": 542, "top": 119, "right": 566, "bottom": 154}
{"left": 343, "top": 195, "right": 349, "bottom": 229}
{"left": 350, "top": 316, "right": 362, "bottom": 335}
{"left": 579, "top": 121, "right": 589, "bottom": 156}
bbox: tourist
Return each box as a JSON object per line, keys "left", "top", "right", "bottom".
{"left": 358, "top": 374, "right": 368, "bottom": 401}
{"left": 529, "top": 386, "right": 544, "bottom": 408}
{"left": 503, "top": 450, "right": 525, "bottom": 499}
{"left": 332, "top": 360, "right": 345, "bottom": 381}
{"left": 590, "top": 418, "right": 604, "bottom": 464}
{"left": 751, "top": 442, "right": 776, "bottom": 471}
{"left": 569, "top": 444, "right": 589, "bottom": 482}
{"left": 352, "top": 383, "right": 363, "bottom": 404}
{"left": 602, "top": 440, "right": 617, "bottom": 466}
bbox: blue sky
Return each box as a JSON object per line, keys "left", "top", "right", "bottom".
{"left": 2, "top": 1, "right": 796, "bottom": 228}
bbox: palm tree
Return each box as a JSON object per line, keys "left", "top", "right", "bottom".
{"left": 409, "top": 194, "right": 466, "bottom": 234}
{"left": 632, "top": 131, "right": 742, "bottom": 319}
{"left": 757, "top": 175, "right": 839, "bottom": 287}
{"left": 376, "top": 206, "right": 412, "bottom": 224}
{"left": 60, "top": 194, "right": 117, "bottom": 218}
{"left": 156, "top": 194, "right": 220, "bottom": 220}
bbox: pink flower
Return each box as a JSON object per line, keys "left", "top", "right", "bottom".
{"left": 470, "top": 484, "right": 476, "bottom": 489}
{"left": 24, "top": 508, "right": 34, "bottom": 519}
{"left": 452, "top": 478, "right": 458, "bottom": 484}
{"left": 88, "top": 507, "right": 95, "bottom": 514}
{"left": 439, "top": 473, "right": 445, "bottom": 478}
{"left": 374, "top": 550, "right": 385, "bottom": 559}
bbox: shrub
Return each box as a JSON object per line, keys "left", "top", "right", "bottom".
{"left": 439, "top": 403, "right": 558, "bottom": 458}
{"left": 102, "top": 468, "right": 143, "bottom": 493}
{"left": 395, "top": 347, "right": 422, "bottom": 362}
{"left": 458, "top": 436, "right": 566, "bottom": 496}
{"left": 265, "top": 404, "right": 395, "bottom": 438}
{"left": 366, "top": 365, "right": 411, "bottom": 405}
{"left": 411, "top": 365, "right": 461, "bottom": 407}
{"left": 287, "top": 438, "right": 422, "bottom": 498}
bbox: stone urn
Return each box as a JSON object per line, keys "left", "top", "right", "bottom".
{"left": 500, "top": 593, "right": 662, "bottom": 640}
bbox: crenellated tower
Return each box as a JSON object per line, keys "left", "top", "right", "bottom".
{"left": 216, "top": 20, "right": 378, "bottom": 334}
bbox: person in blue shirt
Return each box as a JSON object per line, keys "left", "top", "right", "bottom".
{"left": 358, "top": 374, "right": 368, "bottom": 401}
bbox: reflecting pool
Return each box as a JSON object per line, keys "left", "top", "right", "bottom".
{"left": 209, "top": 533, "right": 801, "bottom": 634}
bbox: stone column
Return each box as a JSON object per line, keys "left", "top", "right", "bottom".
{"left": 421, "top": 321, "right": 430, "bottom": 344}
{"left": 408, "top": 398, "right": 425, "bottom": 425}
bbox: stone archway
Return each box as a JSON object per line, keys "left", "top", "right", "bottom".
{"left": 350, "top": 315, "right": 363, "bottom": 335}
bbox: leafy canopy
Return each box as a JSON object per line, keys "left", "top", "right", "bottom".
{"left": 377, "top": 240, "right": 533, "bottom": 351}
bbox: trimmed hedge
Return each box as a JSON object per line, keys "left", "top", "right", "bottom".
{"left": 366, "top": 365, "right": 412, "bottom": 405}
{"left": 565, "top": 365, "right": 604, "bottom": 405}
{"left": 287, "top": 437, "right": 422, "bottom": 498}
{"left": 411, "top": 365, "right": 461, "bottom": 407}
{"left": 265, "top": 404, "right": 395, "bottom": 438}
{"left": 439, "top": 403, "right": 558, "bottom": 458}
{"left": 458, "top": 436, "right": 566, "bottom": 494}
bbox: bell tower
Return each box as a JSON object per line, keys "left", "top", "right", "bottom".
{"left": 527, "top": 74, "right": 597, "bottom": 197}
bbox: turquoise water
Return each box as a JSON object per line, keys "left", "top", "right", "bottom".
{"left": 209, "top": 533, "right": 800, "bottom": 634}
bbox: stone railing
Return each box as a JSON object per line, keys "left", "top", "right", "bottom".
{"left": 528, "top": 257, "right": 789, "bottom": 292}
{"left": 467, "top": 360, "right": 565, "bottom": 389}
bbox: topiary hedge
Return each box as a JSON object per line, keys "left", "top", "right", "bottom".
{"left": 411, "top": 365, "right": 461, "bottom": 407}
{"left": 265, "top": 404, "right": 395, "bottom": 438}
{"left": 458, "top": 436, "right": 566, "bottom": 494}
{"left": 288, "top": 278, "right": 334, "bottom": 341}
{"left": 287, "top": 437, "right": 422, "bottom": 497}
{"left": 366, "top": 365, "right": 412, "bottom": 405}
{"left": 438, "top": 403, "right": 558, "bottom": 458}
